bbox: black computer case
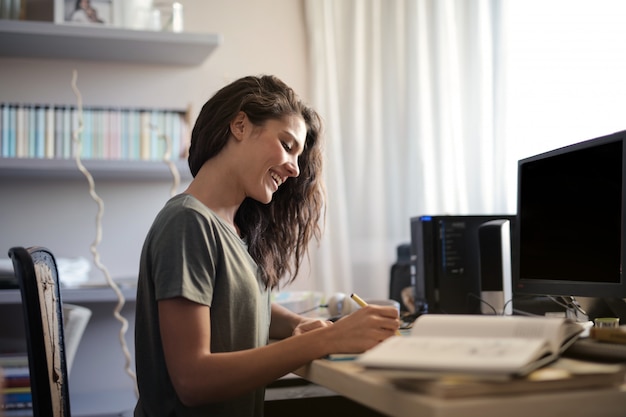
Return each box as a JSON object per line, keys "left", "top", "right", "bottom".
{"left": 410, "top": 215, "right": 516, "bottom": 315}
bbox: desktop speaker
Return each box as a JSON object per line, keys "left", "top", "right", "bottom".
{"left": 478, "top": 219, "right": 513, "bottom": 315}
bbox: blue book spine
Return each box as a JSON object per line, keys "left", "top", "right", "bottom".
{"left": 1, "top": 103, "right": 8, "bottom": 157}
{"left": 15, "top": 105, "right": 26, "bottom": 157}
{"left": 4, "top": 391, "right": 32, "bottom": 403}
{"left": 27, "top": 106, "right": 36, "bottom": 158}
{"left": 45, "top": 106, "right": 55, "bottom": 158}
{"left": 54, "top": 106, "right": 63, "bottom": 158}
{"left": 35, "top": 106, "right": 45, "bottom": 158}
{"left": 65, "top": 107, "right": 74, "bottom": 159}
{"left": 8, "top": 104, "right": 16, "bottom": 157}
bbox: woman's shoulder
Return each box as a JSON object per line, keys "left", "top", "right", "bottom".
{"left": 161, "top": 194, "right": 218, "bottom": 221}
{"left": 159, "top": 194, "right": 238, "bottom": 238}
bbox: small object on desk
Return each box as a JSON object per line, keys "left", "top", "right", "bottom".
{"left": 350, "top": 293, "right": 402, "bottom": 336}
{"left": 594, "top": 317, "right": 620, "bottom": 328}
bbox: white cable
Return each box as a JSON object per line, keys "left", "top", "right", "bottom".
{"left": 149, "top": 123, "right": 181, "bottom": 197}
{"left": 70, "top": 70, "right": 138, "bottom": 398}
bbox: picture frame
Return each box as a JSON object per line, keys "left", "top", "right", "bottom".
{"left": 54, "top": 0, "right": 119, "bottom": 26}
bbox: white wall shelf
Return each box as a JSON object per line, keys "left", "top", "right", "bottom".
{"left": 0, "top": 157, "right": 191, "bottom": 181}
{"left": 0, "top": 19, "right": 222, "bottom": 66}
{"left": 0, "top": 286, "right": 137, "bottom": 304}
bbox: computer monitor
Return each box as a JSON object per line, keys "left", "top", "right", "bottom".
{"left": 514, "top": 129, "right": 626, "bottom": 320}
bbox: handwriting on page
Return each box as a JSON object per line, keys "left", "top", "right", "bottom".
{"left": 405, "top": 337, "right": 537, "bottom": 358}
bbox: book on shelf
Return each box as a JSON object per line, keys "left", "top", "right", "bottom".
{"left": 357, "top": 314, "right": 585, "bottom": 379}
{"left": 0, "top": 353, "right": 32, "bottom": 412}
{"left": 0, "top": 103, "right": 190, "bottom": 162}
{"left": 384, "top": 357, "right": 626, "bottom": 398}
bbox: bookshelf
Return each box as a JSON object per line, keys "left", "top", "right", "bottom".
{"left": 0, "top": 16, "right": 221, "bottom": 417}
{"left": 0, "top": 286, "right": 137, "bottom": 304}
{"left": 0, "top": 19, "right": 222, "bottom": 66}
{"left": 0, "top": 157, "right": 191, "bottom": 180}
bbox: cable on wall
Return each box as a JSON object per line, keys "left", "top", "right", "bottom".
{"left": 70, "top": 70, "right": 138, "bottom": 398}
{"left": 150, "top": 123, "right": 181, "bottom": 197}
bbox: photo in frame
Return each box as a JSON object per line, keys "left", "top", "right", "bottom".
{"left": 55, "top": 0, "right": 118, "bottom": 26}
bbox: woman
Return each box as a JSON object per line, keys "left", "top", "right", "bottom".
{"left": 133, "top": 75, "right": 399, "bottom": 417}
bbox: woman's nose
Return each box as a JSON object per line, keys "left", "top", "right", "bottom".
{"left": 286, "top": 158, "right": 300, "bottom": 177}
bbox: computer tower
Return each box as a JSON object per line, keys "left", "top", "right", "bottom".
{"left": 410, "top": 215, "right": 516, "bottom": 315}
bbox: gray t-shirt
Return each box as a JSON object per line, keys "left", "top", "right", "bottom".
{"left": 134, "top": 194, "right": 271, "bottom": 417}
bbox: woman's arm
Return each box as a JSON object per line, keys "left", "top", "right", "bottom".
{"left": 159, "top": 297, "right": 399, "bottom": 406}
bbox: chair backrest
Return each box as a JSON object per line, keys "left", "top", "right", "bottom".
{"left": 389, "top": 243, "right": 412, "bottom": 312}
{"left": 8, "top": 246, "right": 71, "bottom": 417}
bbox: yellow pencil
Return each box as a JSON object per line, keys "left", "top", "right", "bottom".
{"left": 350, "top": 293, "right": 402, "bottom": 336}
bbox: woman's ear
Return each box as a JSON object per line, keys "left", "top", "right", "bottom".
{"left": 230, "top": 111, "right": 247, "bottom": 141}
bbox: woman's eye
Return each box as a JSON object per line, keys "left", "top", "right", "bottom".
{"left": 281, "top": 141, "right": 292, "bottom": 152}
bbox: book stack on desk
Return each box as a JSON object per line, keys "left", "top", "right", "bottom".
{"left": 0, "top": 354, "right": 32, "bottom": 416}
{"left": 590, "top": 326, "right": 626, "bottom": 345}
{"left": 384, "top": 357, "right": 626, "bottom": 398}
{"left": 355, "top": 314, "right": 626, "bottom": 397}
{"left": 566, "top": 325, "right": 626, "bottom": 362}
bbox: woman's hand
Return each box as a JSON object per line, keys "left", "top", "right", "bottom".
{"left": 292, "top": 317, "right": 333, "bottom": 335}
{"left": 324, "top": 305, "right": 400, "bottom": 354}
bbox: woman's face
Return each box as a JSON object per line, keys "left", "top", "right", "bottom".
{"left": 238, "top": 113, "right": 305, "bottom": 204}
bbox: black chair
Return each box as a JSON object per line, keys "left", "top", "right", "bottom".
{"left": 389, "top": 243, "right": 412, "bottom": 313}
{"left": 9, "top": 246, "right": 71, "bottom": 417}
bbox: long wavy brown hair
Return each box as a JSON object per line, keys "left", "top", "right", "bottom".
{"left": 188, "top": 75, "right": 325, "bottom": 289}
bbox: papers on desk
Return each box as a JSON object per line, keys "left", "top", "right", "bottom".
{"left": 381, "top": 358, "right": 626, "bottom": 398}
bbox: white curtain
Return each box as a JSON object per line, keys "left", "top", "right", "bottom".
{"left": 300, "top": 0, "right": 506, "bottom": 299}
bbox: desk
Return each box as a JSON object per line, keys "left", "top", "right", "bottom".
{"left": 294, "top": 359, "right": 626, "bottom": 417}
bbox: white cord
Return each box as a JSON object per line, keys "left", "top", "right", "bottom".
{"left": 70, "top": 70, "right": 138, "bottom": 398}
{"left": 149, "top": 123, "right": 181, "bottom": 197}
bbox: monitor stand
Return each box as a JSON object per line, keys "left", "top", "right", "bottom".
{"left": 600, "top": 298, "right": 626, "bottom": 323}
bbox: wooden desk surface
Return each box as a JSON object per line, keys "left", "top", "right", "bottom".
{"left": 294, "top": 359, "right": 626, "bottom": 417}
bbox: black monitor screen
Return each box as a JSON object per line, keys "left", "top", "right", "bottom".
{"left": 515, "top": 132, "right": 625, "bottom": 298}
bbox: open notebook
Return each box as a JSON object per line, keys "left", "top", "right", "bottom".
{"left": 357, "top": 314, "right": 585, "bottom": 378}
